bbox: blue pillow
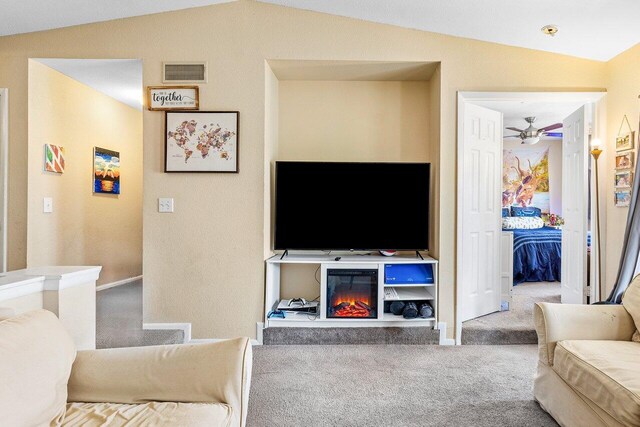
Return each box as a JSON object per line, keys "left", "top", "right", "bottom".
{"left": 511, "top": 206, "right": 541, "bottom": 217}
{"left": 502, "top": 208, "right": 510, "bottom": 218}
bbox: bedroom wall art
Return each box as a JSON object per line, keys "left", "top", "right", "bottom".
{"left": 44, "top": 144, "right": 65, "bottom": 173}
{"left": 93, "top": 147, "right": 120, "bottom": 194}
{"left": 502, "top": 147, "right": 550, "bottom": 213}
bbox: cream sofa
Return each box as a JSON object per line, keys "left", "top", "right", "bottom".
{"left": 534, "top": 279, "right": 640, "bottom": 427}
{"left": 0, "top": 310, "right": 252, "bottom": 427}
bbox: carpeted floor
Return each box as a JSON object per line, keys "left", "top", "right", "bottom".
{"left": 96, "top": 280, "right": 184, "bottom": 348}
{"left": 462, "top": 282, "right": 561, "bottom": 345}
{"left": 248, "top": 344, "right": 557, "bottom": 426}
{"left": 96, "top": 282, "right": 557, "bottom": 426}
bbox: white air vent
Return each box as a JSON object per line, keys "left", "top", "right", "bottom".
{"left": 163, "top": 62, "right": 208, "bottom": 83}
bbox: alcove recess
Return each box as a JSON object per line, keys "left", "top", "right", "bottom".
{"left": 264, "top": 60, "right": 441, "bottom": 299}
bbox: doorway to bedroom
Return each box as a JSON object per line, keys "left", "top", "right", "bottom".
{"left": 456, "top": 92, "right": 606, "bottom": 345}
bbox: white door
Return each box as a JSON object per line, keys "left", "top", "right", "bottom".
{"left": 561, "top": 106, "right": 588, "bottom": 304}
{"left": 459, "top": 103, "right": 503, "bottom": 321}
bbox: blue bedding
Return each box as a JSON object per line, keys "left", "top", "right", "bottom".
{"left": 508, "top": 226, "right": 562, "bottom": 285}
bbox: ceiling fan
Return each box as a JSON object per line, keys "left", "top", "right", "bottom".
{"left": 505, "top": 117, "right": 563, "bottom": 145}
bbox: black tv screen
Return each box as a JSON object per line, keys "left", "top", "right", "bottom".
{"left": 274, "top": 162, "right": 430, "bottom": 250}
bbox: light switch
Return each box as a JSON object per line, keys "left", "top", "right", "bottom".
{"left": 158, "top": 198, "right": 174, "bottom": 213}
{"left": 43, "top": 197, "right": 53, "bottom": 213}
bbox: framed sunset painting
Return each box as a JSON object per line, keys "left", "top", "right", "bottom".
{"left": 93, "top": 147, "right": 120, "bottom": 194}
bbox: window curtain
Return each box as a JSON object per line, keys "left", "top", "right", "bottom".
{"left": 607, "top": 118, "right": 640, "bottom": 303}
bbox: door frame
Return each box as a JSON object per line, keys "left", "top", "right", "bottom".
{"left": 0, "top": 89, "right": 7, "bottom": 273}
{"left": 456, "top": 91, "right": 607, "bottom": 345}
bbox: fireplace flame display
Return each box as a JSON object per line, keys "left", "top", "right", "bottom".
{"left": 332, "top": 299, "right": 373, "bottom": 317}
{"left": 329, "top": 290, "right": 376, "bottom": 318}
{"left": 326, "top": 269, "right": 378, "bottom": 319}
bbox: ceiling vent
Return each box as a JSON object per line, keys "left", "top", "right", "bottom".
{"left": 163, "top": 62, "right": 207, "bottom": 83}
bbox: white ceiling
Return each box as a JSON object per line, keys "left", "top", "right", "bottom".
{"left": 1, "top": 1, "right": 637, "bottom": 61}
{"left": 35, "top": 59, "right": 143, "bottom": 110}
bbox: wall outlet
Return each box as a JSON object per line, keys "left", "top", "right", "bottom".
{"left": 43, "top": 197, "right": 53, "bottom": 213}
{"left": 158, "top": 198, "right": 174, "bottom": 213}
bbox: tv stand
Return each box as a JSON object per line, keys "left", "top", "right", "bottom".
{"left": 264, "top": 253, "right": 439, "bottom": 330}
{"left": 415, "top": 251, "right": 424, "bottom": 260}
{"left": 279, "top": 249, "right": 289, "bottom": 260}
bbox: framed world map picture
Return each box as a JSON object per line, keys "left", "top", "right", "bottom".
{"left": 165, "top": 111, "right": 239, "bottom": 173}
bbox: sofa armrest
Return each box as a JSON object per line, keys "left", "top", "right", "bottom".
{"left": 67, "top": 337, "right": 252, "bottom": 427}
{"left": 534, "top": 302, "right": 635, "bottom": 366}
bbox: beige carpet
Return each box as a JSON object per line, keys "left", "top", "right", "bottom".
{"left": 248, "top": 344, "right": 557, "bottom": 426}
{"left": 96, "top": 281, "right": 184, "bottom": 348}
{"left": 462, "top": 282, "right": 561, "bottom": 345}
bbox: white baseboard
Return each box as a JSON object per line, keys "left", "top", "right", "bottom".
{"left": 438, "top": 322, "right": 455, "bottom": 345}
{"left": 256, "top": 322, "right": 264, "bottom": 345}
{"left": 143, "top": 322, "right": 191, "bottom": 343}
{"left": 97, "top": 275, "right": 143, "bottom": 292}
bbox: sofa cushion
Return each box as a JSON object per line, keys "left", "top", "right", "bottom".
{"left": 60, "top": 402, "right": 233, "bottom": 427}
{"left": 622, "top": 274, "right": 640, "bottom": 342}
{"left": 0, "top": 310, "right": 77, "bottom": 426}
{"left": 553, "top": 340, "right": 640, "bottom": 426}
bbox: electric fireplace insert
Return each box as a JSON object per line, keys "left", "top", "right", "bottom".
{"left": 326, "top": 269, "right": 378, "bottom": 319}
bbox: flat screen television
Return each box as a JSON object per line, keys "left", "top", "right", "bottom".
{"left": 274, "top": 161, "right": 430, "bottom": 251}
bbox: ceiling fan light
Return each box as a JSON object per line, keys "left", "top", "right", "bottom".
{"left": 522, "top": 136, "right": 540, "bottom": 145}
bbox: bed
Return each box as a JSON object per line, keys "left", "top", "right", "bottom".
{"left": 510, "top": 226, "right": 562, "bottom": 284}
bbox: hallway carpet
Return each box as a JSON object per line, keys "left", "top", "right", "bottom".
{"left": 461, "top": 282, "right": 561, "bottom": 345}
{"left": 248, "top": 344, "right": 557, "bottom": 426}
{"left": 96, "top": 280, "right": 184, "bottom": 348}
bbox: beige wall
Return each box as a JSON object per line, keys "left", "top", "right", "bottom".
{"left": 604, "top": 43, "right": 640, "bottom": 294}
{"left": 279, "top": 80, "right": 431, "bottom": 162}
{"left": 0, "top": 0, "right": 610, "bottom": 339}
{"left": 503, "top": 139, "right": 563, "bottom": 215}
{"left": 27, "top": 61, "right": 142, "bottom": 285}
{"left": 277, "top": 79, "right": 432, "bottom": 298}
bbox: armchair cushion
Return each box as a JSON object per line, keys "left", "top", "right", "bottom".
{"left": 622, "top": 274, "right": 640, "bottom": 342}
{"left": 534, "top": 302, "right": 635, "bottom": 366}
{"left": 61, "top": 401, "right": 232, "bottom": 426}
{"left": 553, "top": 340, "right": 640, "bottom": 426}
{"left": 0, "top": 310, "right": 76, "bottom": 427}
{"left": 68, "top": 338, "right": 252, "bottom": 427}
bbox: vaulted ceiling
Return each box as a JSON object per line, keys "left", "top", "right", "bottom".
{"left": 0, "top": 0, "right": 638, "bottom": 61}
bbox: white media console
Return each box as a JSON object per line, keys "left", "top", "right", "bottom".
{"left": 264, "top": 253, "right": 438, "bottom": 328}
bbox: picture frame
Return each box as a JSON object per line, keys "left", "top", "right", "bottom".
{"left": 615, "top": 190, "right": 631, "bottom": 208}
{"left": 44, "top": 144, "right": 65, "bottom": 173}
{"left": 615, "top": 151, "right": 634, "bottom": 170}
{"left": 165, "top": 111, "right": 239, "bottom": 173}
{"left": 93, "top": 147, "right": 120, "bottom": 194}
{"left": 615, "top": 131, "right": 635, "bottom": 151}
{"left": 614, "top": 170, "right": 633, "bottom": 188}
{"left": 147, "top": 86, "right": 199, "bottom": 111}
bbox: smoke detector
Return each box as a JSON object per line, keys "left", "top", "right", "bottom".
{"left": 541, "top": 25, "right": 558, "bottom": 37}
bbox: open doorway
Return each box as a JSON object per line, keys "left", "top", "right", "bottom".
{"left": 456, "top": 92, "right": 606, "bottom": 344}
{"left": 27, "top": 59, "right": 143, "bottom": 287}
